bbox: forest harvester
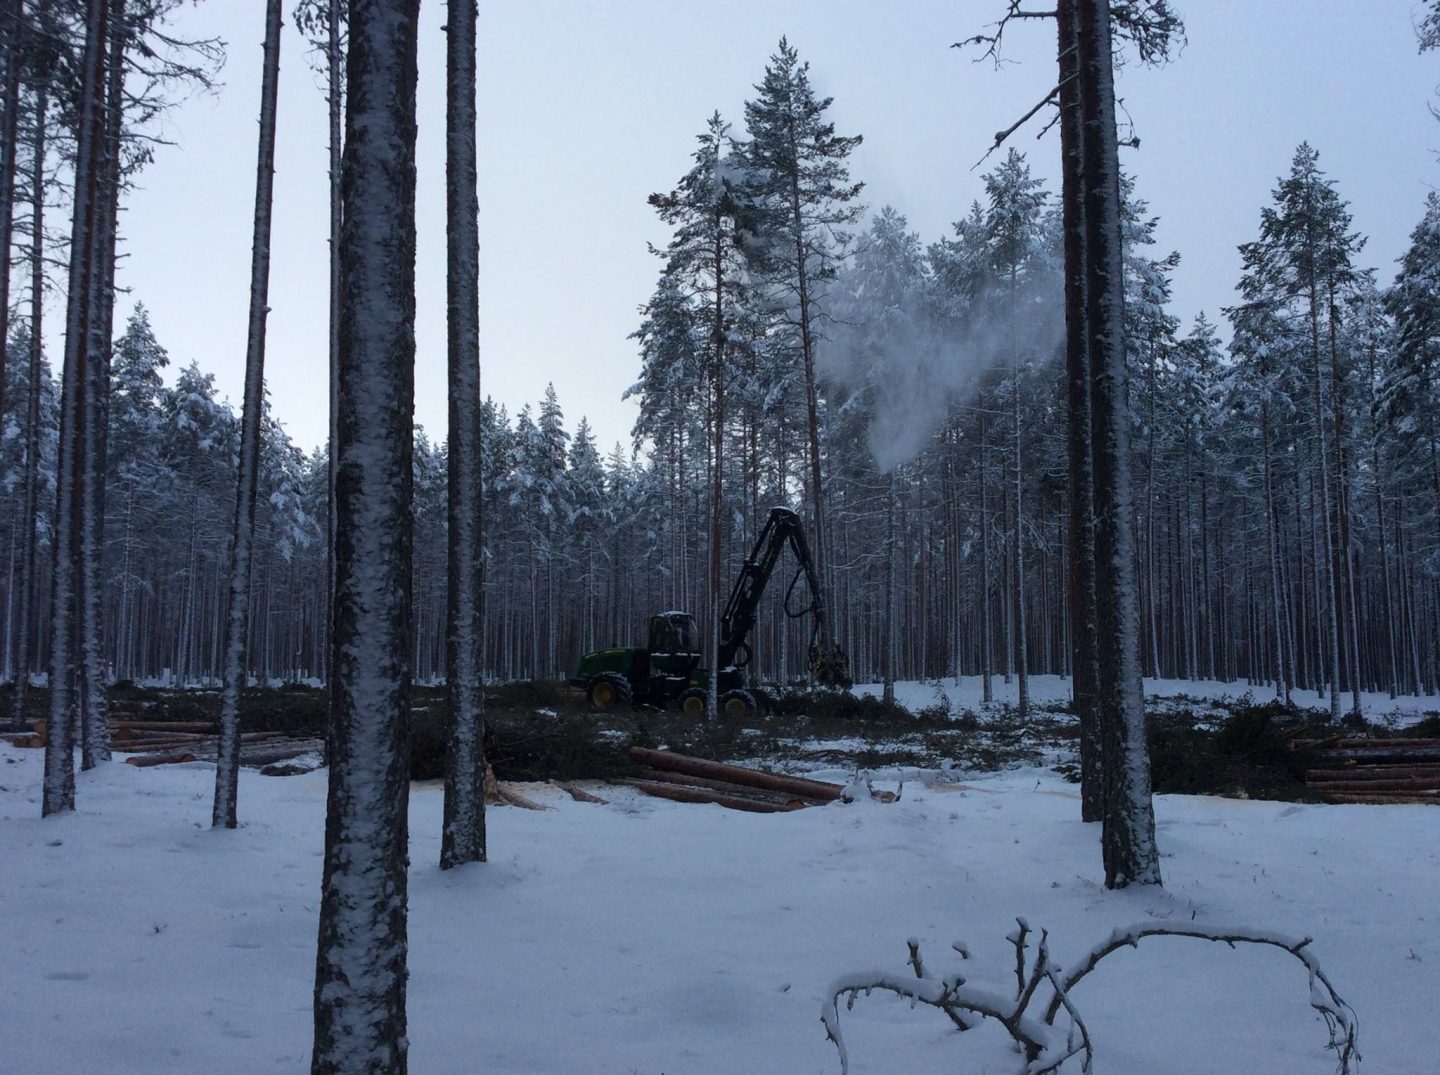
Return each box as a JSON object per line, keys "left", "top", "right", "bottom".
{"left": 569, "top": 507, "right": 852, "bottom": 717}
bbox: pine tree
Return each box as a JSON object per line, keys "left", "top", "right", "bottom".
{"left": 1076, "top": 0, "right": 1161, "bottom": 888}
{"left": 981, "top": 149, "right": 1052, "bottom": 719}
{"left": 43, "top": 0, "right": 110, "bottom": 815}
{"left": 739, "top": 38, "right": 863, "bottom": 659}
{"left": 214, "top": 0, "right": 283, "bottom": 830}
{"left": 649, "top": 112, "right": 755, "bottom": 713}
{"left": 1239, "top": 144, "right": 1365, "bottom": 719}
{"left": 311, "top": 1, "right": 419, "bottom": 1064}
{"left": 441, "top": 0, "right": 486, "bottom": 870}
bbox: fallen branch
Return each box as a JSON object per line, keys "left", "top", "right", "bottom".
{"left": 824, "top": 919, "right": 1359, "bottom": 1074}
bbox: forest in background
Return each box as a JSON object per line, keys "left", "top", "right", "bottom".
{"left": 1, "top": 9, "right": 1437, "bottom": 720}
{"left": 2, "top": 146, "right": 1437, "bottom": 712}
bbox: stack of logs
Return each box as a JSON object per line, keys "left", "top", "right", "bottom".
{"left": 1295, "top": 735, "right": 1440, "bottom": 804}
{"left": 619, "top": 746, "right": 850, "bottom": 813}
{"left": 0, "top": 719, "right": 324, "bottom": 771}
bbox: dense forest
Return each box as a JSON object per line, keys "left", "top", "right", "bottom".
{"left": 2, "top": 28, "right": 1438, "bottom": 719}
{"left": 8, "top": 1, "right": 1439, "bottom": 1067}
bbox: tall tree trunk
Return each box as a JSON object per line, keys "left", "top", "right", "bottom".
{"left": 78, "top": 0, "right": 127, "bottom": 769}
{"left": 1076, "top": 0, "right": 1160, "bottom": 888}
{"left": 43, "top": 0, "right": 108, "bottom": 816}
{"left": 979, "top": 413, "right": 992, "bottom": 704}
{"left": 1012, "top": 343, "right": 1028, "bottom": 717}
{"left": 1058, "top": 0, "right": 1100, "bottom": 821}
{"left": 325, "top": 0, "right": 342, "bottom": 685}
{"left": 441, "top": 0, "right": 486, "bottom": 870}
{"left": 7, "top": 80, "right": 44, "bottom": 735}
{"left": 1262, "top": 398, "right": 1289, "bottom": 703}
{"left": 0, "top": 0, "right": 23, "bottom": 447}
{"left": 707, "top": 215, "right": 726, "bottom": 717}
{"left": 213, "top": 0, "right": 282, "bottom": 829}
{"left": 882, "top": 468, "right": 897, "bottom": 704}
{"left": 311, "top": 0, "right": 418, "bottom": 1067}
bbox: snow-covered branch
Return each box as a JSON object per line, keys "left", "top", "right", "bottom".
{"left": 823, "top": 919, "right": 1360, "bottom": 1074}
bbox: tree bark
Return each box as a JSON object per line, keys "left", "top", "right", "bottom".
{"left": 311, "top": 0, "right": 418, "bottom": 1067}
{"left": 441, "top": 0, "right": 486, "bottom": 869}
{"left": 1057, "top": 0, "right": 1101, "bottom": 821}
{"left": 7, "top": 79, "right": 44, "bottom": 735}
{"left": 78, "top": 0, "right": 128, "bottom": 770}
{"left": 214, "top": 0, "right": 282, "bottom": 828}
{"left": 325, "top": 0, "right": 342, "bottom": 688}
{"left": 0, "top": 0, "right": 24, "bottom": 450}
{"left": 1076, "top": 0, "right": 1161, "bottom": 888}
{"left": 43, "top": 0, "right": 108, "bottom": 816}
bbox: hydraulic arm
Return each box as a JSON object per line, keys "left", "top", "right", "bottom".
{"left": 718, "top": 507, "right": 852, "bottom": 688}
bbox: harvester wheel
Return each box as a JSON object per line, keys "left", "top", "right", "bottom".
{"left": 720, "top": 689, "right": 757, "bottom": 717}
{"left": 677, "top": 688, "right": 709, "bottom": 718}
{"left": 587, "top": 673, "right": 632, "bottom": 711}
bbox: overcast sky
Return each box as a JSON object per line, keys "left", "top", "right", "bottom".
{"left": 111, "top": 1, "right": 1438, "bottom": 456}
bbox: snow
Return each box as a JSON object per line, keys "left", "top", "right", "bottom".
{"left": 3, "top": 730, "right": 1437, "bottom": 1074}
{"left": 853, "top": 673, "right": 1440, "bottom": 726}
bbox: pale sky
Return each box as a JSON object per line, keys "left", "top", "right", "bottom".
{"left": 111, "top": 1, "right": 1439, "bottom": 456}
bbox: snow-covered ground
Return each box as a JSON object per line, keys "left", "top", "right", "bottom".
{"left": 855, "top": 673, "right": 1440, "bottom": 725}
{"left": 3, "top": 735, "right": 1436, "bottom": 1074}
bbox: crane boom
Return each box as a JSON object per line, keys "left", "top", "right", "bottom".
{"left": 718, "top": 507, "right": 851, "bottom": 687}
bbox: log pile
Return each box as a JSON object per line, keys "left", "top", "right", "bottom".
{"left": 1, "top": 718, "right": 323, "bottom": 772}
{"left": 617, "top": 746, "right": 847, "bottom": 813}
{"left": 1295, "top": 736, "right": 1440, "bottom": 804}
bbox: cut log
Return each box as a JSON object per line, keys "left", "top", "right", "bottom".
{"left": 111, "top": 728, "right": 209, "bottom": 742}
{"left": 635, "top": 766, "right": 813, "bottom": 807}
{"left": 1313, "top": 759, "right": 1440, "bottom": 777}
{"left": 1306, "top": 764, "right": 1440, "bottom": 783}
{"left": 107, "top": 720, "right": 218, "bottom": 734}
{"left": 126, "top": 751, "right": 197, "bottom": 768}
{"left": 237, "top": 741, "right": 325, "bottom": 767}
{"left": 0, "top": 732, "right": 42, "bottom": 748}
{"left": 1305, "top": 745, "right": 1440, "bottom": 764}
{"left": 111, "top": 737, "right": 216, "bottom": 754}
{"left": 1308, "top": 776, "right": 1440, "bottom": 794}
{"left": 619, "top": 778, "right": 801, "bottom": 814}
{"left": 1321, "top": 792, "right": 1439, "bottom": 806}
{"left": 1292, "top": 736, "right": 1440, "bottom": 749}
{"left": 558, "top": 782, "right": 608, "bottom": 804}
{"left": 628, "top": 746, "right": 843, "bottom": 802}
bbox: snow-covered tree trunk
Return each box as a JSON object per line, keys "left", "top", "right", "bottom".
{"left": 1262, "top": 397, "right": 1290, "bottom": 703}
{"left": 213, "top": 0, "right": 282, "bottom": 829}
{"left": 7, "top": 80, "right": 44, "bottom": 735}
{"left": 1057, "top": 0, "right": 1100, "bottom": 821}
{"left": 311, "top": 0, "right": 418, "bottom": 1067}
{"left": 708, "top": 222, "right": 725, "bottom": 717}
{"left": 1076, "top": 0, "right": 1160, "bottom": 888}
{"left": 78, "top": 0, "right": 129, "bottom": 770}
{"left": 0, "top": 0, "right": 22, "bottom": 443}
{"left": 326, "top": 0, "right": 342, "bottom": 687}
{"left": 43, "top": 0, "right": 108, "bottom": 816}
{"left": 441, "top": 0, "right": 486, "bottom": 870}
{"left": 979, "top": 416, "right": 992, "bottom": 704}
{"left": 1307, "top": 287, "right": 1342, "bottom": 721}
{"left": 1012, "top": 345, "right": 1028, "bottom": 718}
{"left": 882, "top": 468, "right": 897, "bottom": 704}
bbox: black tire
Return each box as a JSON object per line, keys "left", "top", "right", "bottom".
{"left": 587, "top": 673, "right": 632, "bottom": 711}
{"left": 720, "top": 689, "right": 757, "bottom": 717}
{"left": 677, "top": 687, "right": 709, "bottom": 718}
